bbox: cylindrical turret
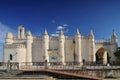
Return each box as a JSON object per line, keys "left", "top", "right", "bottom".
{"left": 42, "top": 29, "right": 49, "bottom": 64}
{"left": 110, "top": 30, "right": 118, "bottom": 61}
{"left": 59, "top": 29, "right": 65, "bottom": 65}
{"left": 18, "top": 25, "right": 25, "bottom": 39}
{"left": 75, "top": 29, "right": 82, "bottom": 65}
{"left": 5, "top": 32, "right": 13, "bottom": 44}
{"left": 26, "top": 30, "right": 33, "bottom": 64}
{"left": 89, "top": 29, "right": 96, "bottom": 62}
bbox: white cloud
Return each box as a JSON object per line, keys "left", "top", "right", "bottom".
{"left": 51, "top": 24, "right": 69, "bottom": 36}
{"left": 63, "top": 24, "right": 69, "bottom": 27}
{"left": 57, "top": 26, "right": 64, "bottom": 30}
{"left": 51, "top": 34, "right": 58, "bottom": 36}
{"left": 56, "top": 31, "right": 59, "bottom": 34}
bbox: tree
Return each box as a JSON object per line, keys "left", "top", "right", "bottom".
{"left": 114, "top": 47, "right": 120, "bottom": 64}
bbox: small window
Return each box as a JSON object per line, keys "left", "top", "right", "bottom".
{"left": 10, "top": 54, "right": 12, "bottom": 60}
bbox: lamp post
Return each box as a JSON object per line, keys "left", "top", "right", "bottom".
{"left": 8, "top": 52, "right": 18, "bottom": 71}
{"left": 12, "top": 52, "right": 18, "bottom": 60}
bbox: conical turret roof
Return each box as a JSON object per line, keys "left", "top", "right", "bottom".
{"left": 111, "top": 29, "right": 117, "bottom": 38}
{"left": 43, "top": 29, "right": 48, "bottom": 35}
{"left": 76, "top": 28, "right": 81, "bottom": 35}
{"left": 26, "top": 30, "right": 32, "bottom": 36}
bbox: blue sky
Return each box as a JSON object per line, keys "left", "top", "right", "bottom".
{"left": 0, "top": 0, "right": 120, "bottom": 61}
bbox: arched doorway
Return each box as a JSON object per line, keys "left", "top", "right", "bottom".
{"left": 96, "top": 48, "right": 110, "bottom": 64}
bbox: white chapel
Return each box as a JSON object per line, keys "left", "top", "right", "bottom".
{"left": 3, "top": 25, "right": 118, "bottom": 66}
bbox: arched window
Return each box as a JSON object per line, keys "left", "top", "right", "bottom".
{"left": 10, "top": 54, "right": 12, "bottom": 60}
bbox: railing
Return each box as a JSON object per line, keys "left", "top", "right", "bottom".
{"left": 82, "top": 61, "right": 119, "bottom": 66}
{"left": 20, "top": 62, "right": 120, "bottom": 78}
{"left": 86, "top": 65, "right": 120, "bottom": 70}
{"left": 20, "top": 62, "right": 120, "bottom": 70}
{"left": 0, "top": 62, "right": 7, "bottom": 70}
{"left": 21, "top": 65, "right": 82, "bottom": 70}
{"left": 0, "top": 62, "right": 19, "bottom": 70}
{"left": 21, "top": 62, "right": 82, "bottom": 70}
{"left": 0, "top": 62, "right": 120, "bottom": 70}
{"left": 0, "top": 62, "right": 120, "bottom": 78}
{"left": 21, "top": 62, "right": 82, "bottom": 66}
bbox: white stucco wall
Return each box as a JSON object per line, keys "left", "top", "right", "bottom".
{"left": 3, "top": 47, "right": 26, "bottom": 66}
{"left": 3, "top": 27, "right": 118, "bottom": 65}
{"left": 32, "top": 40, "right": 43, "bottom": 62}
{"left": 65, "top": 39, "right": 74, "bottom": 62}
{"left": 81, "top": 38, "right": 89, "bottom": 61}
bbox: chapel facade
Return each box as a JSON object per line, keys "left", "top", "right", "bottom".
{"left": 3, "top": 25, "right": 118, "bottom": 66}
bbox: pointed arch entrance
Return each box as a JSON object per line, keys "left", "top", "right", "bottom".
{"left": 96, "top": 48, "right": 110, "bottom": 64}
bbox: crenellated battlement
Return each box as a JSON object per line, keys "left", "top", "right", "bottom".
{"left": 4, "top": 43, "right": 26, "bottom": 49}
{"left": 95, "top": 39, "right": 111, "bottom": 44}
{"left": 50, "top": 36, "right": 58, "bottom": 40}
{"left": 65, "top": 36, "right": 74, "bottom": 40}
{"left": 81, "top": 36, "right": 89, "bottom": 39}
{"left": 33, "top": 36, "right": 42, "bottom": 41}
{"left": 13, "top": 39, "right": 26, "bottom": 44}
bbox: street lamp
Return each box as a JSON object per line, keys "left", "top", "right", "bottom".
{"left": 7, "top": 52, "right": 18, "bottom": 71}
